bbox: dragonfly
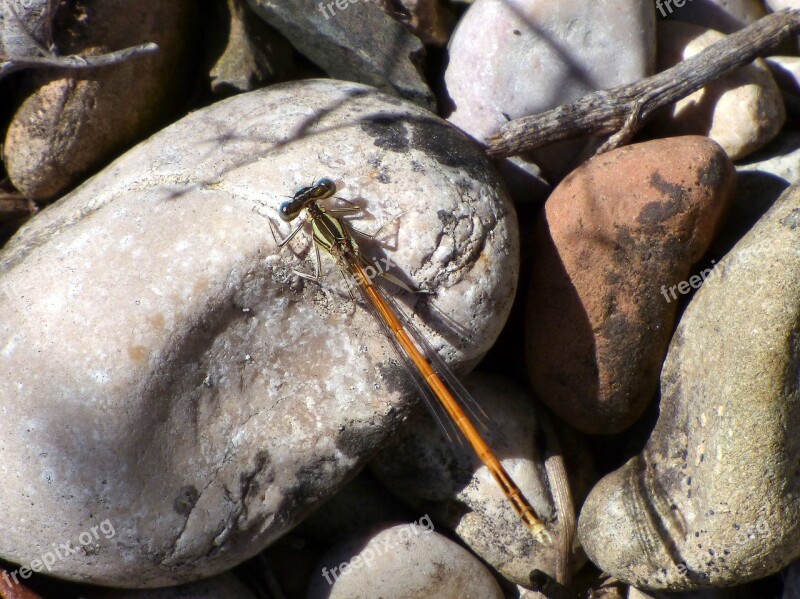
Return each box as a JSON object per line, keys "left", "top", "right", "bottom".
{"left": 270, "top": 178, "right": 551, "bottom": 544}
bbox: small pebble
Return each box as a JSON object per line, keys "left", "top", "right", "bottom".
{"left": 307, "top": 522, "right": 505, "bottom": 599}
{"left": 653, "top": 21, "right": 785, "bottom": 160}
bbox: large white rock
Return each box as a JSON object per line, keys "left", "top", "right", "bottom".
{"left": 0, "top": 79, "right": 518, "bottom": 587}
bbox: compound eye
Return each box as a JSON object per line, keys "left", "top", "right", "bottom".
{"left": 278, "top": 202, "right": 296, "bottom": 222}
{"left": 316, "top": 178, "right": 336, "bottom": 197}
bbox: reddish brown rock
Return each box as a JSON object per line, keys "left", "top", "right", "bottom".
{"left": 525, "top": 136, "right": 735, "bottom": 434}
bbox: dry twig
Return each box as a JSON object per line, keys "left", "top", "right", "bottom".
{"left": 539, "top": 407, "right": 575, "bottom": 587}
{"left": 487, "top": 9, "right": 800, "bottom": 158}
{"left": 0, "top": 42, "right": 159, "bottom": 80}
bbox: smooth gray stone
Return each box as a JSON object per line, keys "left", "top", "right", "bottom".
{"left": 444, "top": 0, "right": 654, "bottom": 178}
{"left": 247, "top": 0, "right": 434, "bottom": 109}
{"left": 307, "top": 522, "right": 504, "bottom": 598}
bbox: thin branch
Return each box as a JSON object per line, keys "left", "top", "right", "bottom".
{"left": 487, "top": 9, "right": 800, "bottom": 158}
{"left": 0, "top": 42, "right": 159, "bottom": 81}
{"left": 539, "top": 406, "right": 575, "bottom": 587}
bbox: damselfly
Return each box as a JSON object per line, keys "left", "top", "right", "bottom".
{"left": 270, "top": 178, "right": 551, "bottom": 544}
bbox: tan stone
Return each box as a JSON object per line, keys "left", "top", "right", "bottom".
{"left": 3, "top": 0, "right": 195, "bottom": 200}
{"left": 654, "top": 21, "right": 785, "bottom": 160}
{"left": 578, "top": 181, "right": 800, "bottom": 590}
